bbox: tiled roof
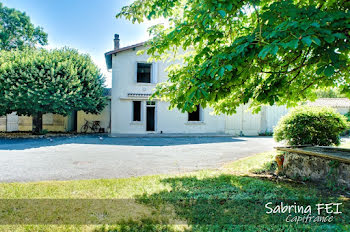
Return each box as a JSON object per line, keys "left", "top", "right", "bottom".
{"left": 105, "top": 42, "right": 146, "bottom": 70}
{"left": 306, "top": 98, "right": 350, "bottom": 108}
{"left": 105, "top": 42, "right": 145, "bottom": 56}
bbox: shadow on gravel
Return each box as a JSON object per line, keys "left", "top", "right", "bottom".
{"left": 0, "top": 135, "right": 246, "bottom": 150}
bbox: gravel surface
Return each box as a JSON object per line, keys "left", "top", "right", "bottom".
{"left": 0, "top": 135, "right": 278, "bottom": 182}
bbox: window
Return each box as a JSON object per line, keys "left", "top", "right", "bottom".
{"left": 133, "top": 101, "right": 141, "bottom": 121}
{"left": 188, "top": 105, "right": 201, "bottom": 121}
{"left": 137, "top": 63, "right": 152, "bottom": 83}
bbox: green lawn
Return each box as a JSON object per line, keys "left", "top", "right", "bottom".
{"left": 0, "top": 151, "right": 349, "bottom": 231}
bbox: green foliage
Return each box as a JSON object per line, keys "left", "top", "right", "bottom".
{"left": 0, "top": 48, "right": 106, "bottom": 117}
{"left": 343, "top": 111, "right": 350, "bottom": 136}
{"left": 117, "top": 0, "right": 350, "bottom": 114}
{"left": 258, "top": 130, "right": 273, "bottom": 136}
{"left": 0, "top": 3, "right": 48, "bottom": 50}
{"left": 345, "top": 111, "right": 350, "bottom": 121}
{"left": 274, "top": 107, "right": 349, "bottom": 146}
{"left": 38, "top": 129, "right": 49, "bottom": 135}
{"left": 252, "top": 160, "right": 277, "bottom": 174}
{"left": 314, "top": 87, "right": 346, "bottom": 98}
{"left": 327, "top": 160, "right": 341, "bottom": 190}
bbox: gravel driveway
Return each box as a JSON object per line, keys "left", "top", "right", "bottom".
{"left": 0, "top": 135, "right": 278, "bottom": 182}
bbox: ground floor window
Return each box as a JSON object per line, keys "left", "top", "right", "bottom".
{"left": 188, "top": 105, "right": 201, "bottom": 121}
{"left": 133, "top": 101, "right": 141, "bottom": 121}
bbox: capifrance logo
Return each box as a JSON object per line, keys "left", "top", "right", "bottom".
{"left": 265, "top": 202, "right": 342, "bottom": 224}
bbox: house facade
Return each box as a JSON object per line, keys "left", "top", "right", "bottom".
{"left": 105, "top": 36, "right": 226, "bottom": 135}
{"left": 105, "top": 34, "right": 290, "bottom": 136}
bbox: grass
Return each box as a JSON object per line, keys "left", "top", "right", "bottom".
{"left": 222, "top": 151, "right": 277, "bottom": 174}
{"left": 0, "top": 151, "right": 349, "bottom": 231}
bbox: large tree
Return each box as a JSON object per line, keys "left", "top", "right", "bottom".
{"left": 0, "top": 3, "right": 48, "bottom": 50}
{"left": 117, "top": 0, "right": 349, "bottom": 114}
{"left": 0, "top": 48, "right": 106, "bottom": 133}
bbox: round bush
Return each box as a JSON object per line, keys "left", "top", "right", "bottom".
{"left": 274, "top": 106, "right": 349, "bottom": 146}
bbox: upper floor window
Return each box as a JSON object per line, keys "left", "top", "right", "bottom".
{"left": 137, "top": 63, "right": 152, "bottom": 83}
{"left": 188, "top": 105, "right": 201, "bottom": 121}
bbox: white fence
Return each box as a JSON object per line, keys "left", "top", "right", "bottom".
{"left": 225, "top": 105, "right": 289, "bottom": 136}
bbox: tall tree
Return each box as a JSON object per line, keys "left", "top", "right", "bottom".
{"left": 117, "top": 0, "right": 349, "bottom": 114}
{"left": 0, "top": 3, "right": 48, "bottom": 50}
{"left": 0, "top": 48, "right": 106, "bottom": 133}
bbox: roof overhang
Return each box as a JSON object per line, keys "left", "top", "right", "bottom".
{"left": 119, "top": 93, "right": 156, "bottom": 100}
{"left": 104, "top": 42, "right": 145, "bottom": 70}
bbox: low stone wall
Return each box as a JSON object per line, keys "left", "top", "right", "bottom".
{"left": 276, "top": 147, "right": 350, "bottom": 189}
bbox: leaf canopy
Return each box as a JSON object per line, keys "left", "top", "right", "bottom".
{"left": 0, "top": 48, "right": 106, "bottom": 116}
{"left": 0, "top": 3, "right": 48, "bottom": 50}
{"left": 117, "top": 0, "right": 350, "bottom": 114}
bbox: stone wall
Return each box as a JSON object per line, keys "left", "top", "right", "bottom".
{"left": 282, "top": 151, "right": 350, "bottom": 189}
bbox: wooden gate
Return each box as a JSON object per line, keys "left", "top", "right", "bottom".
{"left": 225, "top": 104, "right": 262, "bottom": 136}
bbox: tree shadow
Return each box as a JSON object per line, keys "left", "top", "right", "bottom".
{"left": 0, "top": 135, "right": 247, "bottom": 150}
{"left": 93, "top": 174, "right": 349, "bottom": 231}
{"left": 131, "top": 175, "right": 348, "bottom": 231}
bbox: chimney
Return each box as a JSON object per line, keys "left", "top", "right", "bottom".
{"left": 114, "top": 34, "right": 120, "bottom": 50}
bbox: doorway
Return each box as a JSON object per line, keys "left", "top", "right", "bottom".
{"left": 146, "top": 101, "right": 155, "bottom": 132}
{"left": 67, "top": 111, "right": 77, "bottom": 132}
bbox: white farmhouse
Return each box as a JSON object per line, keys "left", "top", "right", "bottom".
{"left": 104, "top": 34, "right": 289, "bottom": 136}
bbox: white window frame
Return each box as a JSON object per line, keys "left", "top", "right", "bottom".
{"left": 152, "top": 62, "right": 158, "bottom": 83}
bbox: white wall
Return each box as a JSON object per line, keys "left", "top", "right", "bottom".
{"left": 110, "top": 47, "right": 225, "bottom": 134}
{"left": 225, "top": 104, "right": 290, "bottom": 135}
{"left": 336, "top": 107, "right": 349, "bottom": 115}
{"left": 264, "top": 105, "right": 289, "bottom": 132}
{"left": 225, "top": 105, "right": 262, "bottom": 136}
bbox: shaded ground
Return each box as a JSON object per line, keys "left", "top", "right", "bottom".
{"left": 0, "top": 135, "right": 277, "bottom": 182}
{"left": 0, "top": 152, "right": 348, "bottom": 231}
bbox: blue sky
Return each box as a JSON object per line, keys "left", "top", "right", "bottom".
{"left": 2, "top": 0, "right": 153, "bottom": 87}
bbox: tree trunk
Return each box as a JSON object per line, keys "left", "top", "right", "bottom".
{"left": 32, "top": 112, "right": 43, "bottom": 134}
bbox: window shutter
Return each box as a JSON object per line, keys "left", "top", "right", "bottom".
{"left": 135, "top": 62, "right": 138, "bottom": 83}
{"left": 152, "top": 62, "right": 158, "bottom": 83}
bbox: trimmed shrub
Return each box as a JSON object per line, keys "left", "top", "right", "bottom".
{"left": 274, "top": 107, "right": 349, "bottom": 146}
{"left": 345, "top": 111, "right": 350, "bottom": 121}
{"left": 343, "top": 111, "right": 350, "bottom": 136}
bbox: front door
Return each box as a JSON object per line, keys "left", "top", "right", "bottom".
{"left": 146, "top": 103, "right": 155, "bottom": 132}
